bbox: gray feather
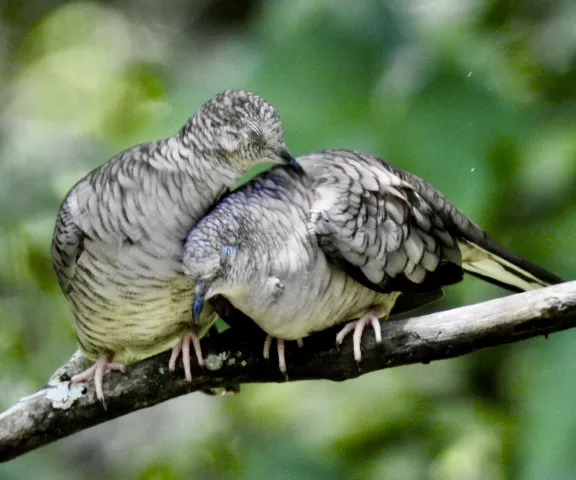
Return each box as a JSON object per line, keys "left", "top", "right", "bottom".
{"left": 183, "top": 148, "right": 562, "bottom": 345}
{"left": 52, "top": 89, "right": 293, "bottom": 364}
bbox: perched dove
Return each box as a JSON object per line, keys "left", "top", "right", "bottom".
{"left": 183, "top": 149, "right": 563, "bottom": 373}
{"left": 51, "top": 89, "right": 298, "bottom": 403}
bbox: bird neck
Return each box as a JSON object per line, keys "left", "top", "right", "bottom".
{"left": 145, "top": 134, "right": 244, "bottom": 216}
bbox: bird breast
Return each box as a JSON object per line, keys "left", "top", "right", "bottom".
{"left": 67, "top": 241, "right": 200, "bottom": 363}
{"left": 245, "top": 248, "right": 387, "bottom": 340}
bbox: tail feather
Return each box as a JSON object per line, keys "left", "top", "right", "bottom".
{"left": 459, "top": 239, "right": 563, "bottom": 293}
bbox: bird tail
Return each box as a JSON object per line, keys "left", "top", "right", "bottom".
{"left": 458, "top": 238, "right": 563, "bottom": 293}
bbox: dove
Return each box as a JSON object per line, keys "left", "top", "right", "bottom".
{"left": 51, "top": 89, "right": 298, "bottom": 403}
{"left": 182, "top": 149, "right": 563, "bottom": 373}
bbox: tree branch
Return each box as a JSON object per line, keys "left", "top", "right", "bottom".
{"left": 1, "top": 281, "right": 575, "bottom": 462}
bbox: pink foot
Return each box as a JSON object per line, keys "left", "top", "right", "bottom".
{"left": 169, "top": 330, "right": 204, "bottom": 382}
{"left": 71, "top": 354, "right": 126, "bottom": 408}
{"left": 263, "top": 335, "right": 294, "bottom": 376}
{"left": 336, "top": 314, "right": 382, "bottom": 362}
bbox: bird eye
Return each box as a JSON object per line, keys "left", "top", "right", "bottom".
{"left": 246, "top": 122, "right": 263, "bottom": 141}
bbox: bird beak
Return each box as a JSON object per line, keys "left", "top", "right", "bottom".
{"left": 192, "top": 282, "right": 209, "bottom": 324}
{"left": 274, "top": 147, "right": 304, "bottom": 174}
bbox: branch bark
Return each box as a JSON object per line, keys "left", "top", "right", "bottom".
{"left": 1, "top": 281, "right": 575, "bottom": 462}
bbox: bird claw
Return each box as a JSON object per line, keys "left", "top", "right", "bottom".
{"left": 70, "top": 354, "right": 126, "bottom": 409}
{"left": 169, "top": 330, "right": 204, "bottom": 382}
{"left": 262, "top": 335, "right": 291, "bottom": 379}
{"left": 263, "top": 334, "right": 273, "bottom": 360}
{"left": 335, "top": 314, "right": 382, "bottom": 363}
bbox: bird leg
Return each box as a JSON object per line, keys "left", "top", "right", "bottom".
{"left": 70, "top": 354, "right": 126, "bottom": 408}
{"left": 336, "top": 309, "right": 387, "bottom": 363}
{"left": 169, "top": 330, "right": 204, "bottom": 382}
{"left": 263, "top": 334, "right": 273, "bottom": 360}
{"left": 263, "top": 335, "right": 293, "bottom": 377}
{"left": 277, "top": 338, "right": 286, "bottom": 375}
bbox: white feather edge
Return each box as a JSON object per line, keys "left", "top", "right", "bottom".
{"left": 458, "top": 239, "right": 547, "bottom": 291}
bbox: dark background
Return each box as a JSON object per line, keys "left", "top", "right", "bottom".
{"left": 1, "top": 0, "right": 575, "bottom": 478}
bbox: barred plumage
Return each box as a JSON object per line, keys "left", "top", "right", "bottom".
{"left": 51, "top": 89, "right": 297, "bottom": 403}
{"left": 183, "top": 149, "right": 563, "bottom": 372}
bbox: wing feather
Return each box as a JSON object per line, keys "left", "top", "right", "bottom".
{"left": 303, "top": 149, "right": 562, "bottom": 295}
{"left": 306, "top": 150, "right": 463, "bottom": 294}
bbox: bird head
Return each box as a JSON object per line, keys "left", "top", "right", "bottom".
{"left": 185, "top": 90, "right": 302, "bottom": 173}
{"left": 183, "top": 234, "right": 242, "bottom": 324}
{"left": 182, "top": 245, "right": 221, "bottom": 324}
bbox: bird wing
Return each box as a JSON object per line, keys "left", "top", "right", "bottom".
{"left": 51, "top": 150, "right": 151, "bottom": 292}
{"left": 51, "top": 183, "right": 90, "bottom": 293}
{"left": 305, "top": 150, "right": 464, "bottom": 294}
{"left": 385, "top": 155, "right": 564, "bottom": 290}
{"left": 304, "top": 149, "right": 562, "bottom": 295}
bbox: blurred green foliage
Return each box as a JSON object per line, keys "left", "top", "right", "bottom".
{"left": 1, "top": 0, "right": 575, "bottom": 478}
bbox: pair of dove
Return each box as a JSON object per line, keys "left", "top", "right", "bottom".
{"left": 52, "top": 90, "right": 563, "bottom": 404}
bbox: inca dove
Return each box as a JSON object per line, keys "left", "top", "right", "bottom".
{"left": 182, "top": 149, "right": 563, "bottom": 373}
{"left": 51, "top": 89, "right": 298, "bottom": 403}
